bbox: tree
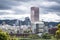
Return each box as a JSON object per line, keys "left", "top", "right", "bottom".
{"left": 56, "top": 30, "right": 60, "bottom": 40}
{"left": 0, "top": 29, "right": 10, "bottom": 40}
{"left": 48, "top": 28, "right": 58, "bottom": 35}
{"left": 42, "top": 33, "right": 51, "bottom": 39}
{"left": 28, "top": 34, "right": 40, "bottom": 39}
{"left": 56, "top": 24, "right": 60, "bottom": 40}
{"left": 0, "top": 29, "right": 3, "bottom": 32}
{"left": 58, "top": 24, "right": 60, "bottom": 28}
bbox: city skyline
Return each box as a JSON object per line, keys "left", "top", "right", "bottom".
{"left": 0, "top": 0, "right": 60, "bottom": 22}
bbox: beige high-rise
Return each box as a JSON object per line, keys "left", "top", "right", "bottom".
{"left": 31, "top": 7, "right": 39, "bottom": 22}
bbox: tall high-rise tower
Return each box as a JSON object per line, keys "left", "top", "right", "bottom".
{"left": 31, "top": 7, "right": 44, "bottom": 34}
{"left": 31, "top": 7, "right": 39, "bottom": 22}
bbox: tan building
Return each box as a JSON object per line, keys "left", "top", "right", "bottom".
{"left": 31, "top": 7, "right": 39, "bottom": 22}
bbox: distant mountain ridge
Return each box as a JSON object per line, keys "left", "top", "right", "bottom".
{"left": 0, "top": 19, "right": 31, "bottom": 26}
{"left": 0, "top": 19, "right": 60, "bottom": 28}
{"left": 44, "top": 22, "right": 60, "bottom": 28}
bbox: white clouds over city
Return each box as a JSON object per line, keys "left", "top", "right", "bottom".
{"left": 0, "top": 0, "right": 60, "bottom": 22}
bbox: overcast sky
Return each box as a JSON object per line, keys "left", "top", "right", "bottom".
{"left": 0, "top": 0, "right": 60, "bottom": 22}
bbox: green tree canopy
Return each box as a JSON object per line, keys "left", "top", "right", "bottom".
{"left": 57, "top": 24, "right": 60, "bottom": 28}
{"left": 28, "top": 34, "right": 40, "bottom": 39}
{"left": 0, "top": 29, "right": 10, "bottom": 40}
{"left": 56, "top": 24, "right": 60, "bottom": 39}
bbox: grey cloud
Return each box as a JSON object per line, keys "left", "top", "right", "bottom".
{"left": 0, "top": 0, "right": 20, "bottom": 10}
{"left": 14, "top": 0, "right": 60, "bottom": 15}
{"left": 41, "top": 5, "right": 60, "bottom": 12}
{"left": 0, "top": 12, "right": 9, "bottom": 15}
{"left": 15, "top": 0, "right": 35, "bottom": 2}
{"left": 39, "top": 0, "right": 60, "bottom": 14}
{"left": 14, "top": 10, "right": 26, "bottom": 14}
{"left": 0, "top": 5, "right": 11, "bottom": 10}
{"left": 49, "top": 6, "right": 60, "bottom": 12}
{"left": 47, "top": 0, "right": 59, "bottom": 1}
{"left": 46, "top": 0, "right": 60, "bottom": 4}
{"left": 0, "top": 0, "right": 60, "bottom": 15}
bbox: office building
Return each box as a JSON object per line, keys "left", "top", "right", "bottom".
{"left": 31, "top": 7, "right": 39, "bottom": 22}
{"left": 31, "top": 7, "right": 45, "bottom": 34}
